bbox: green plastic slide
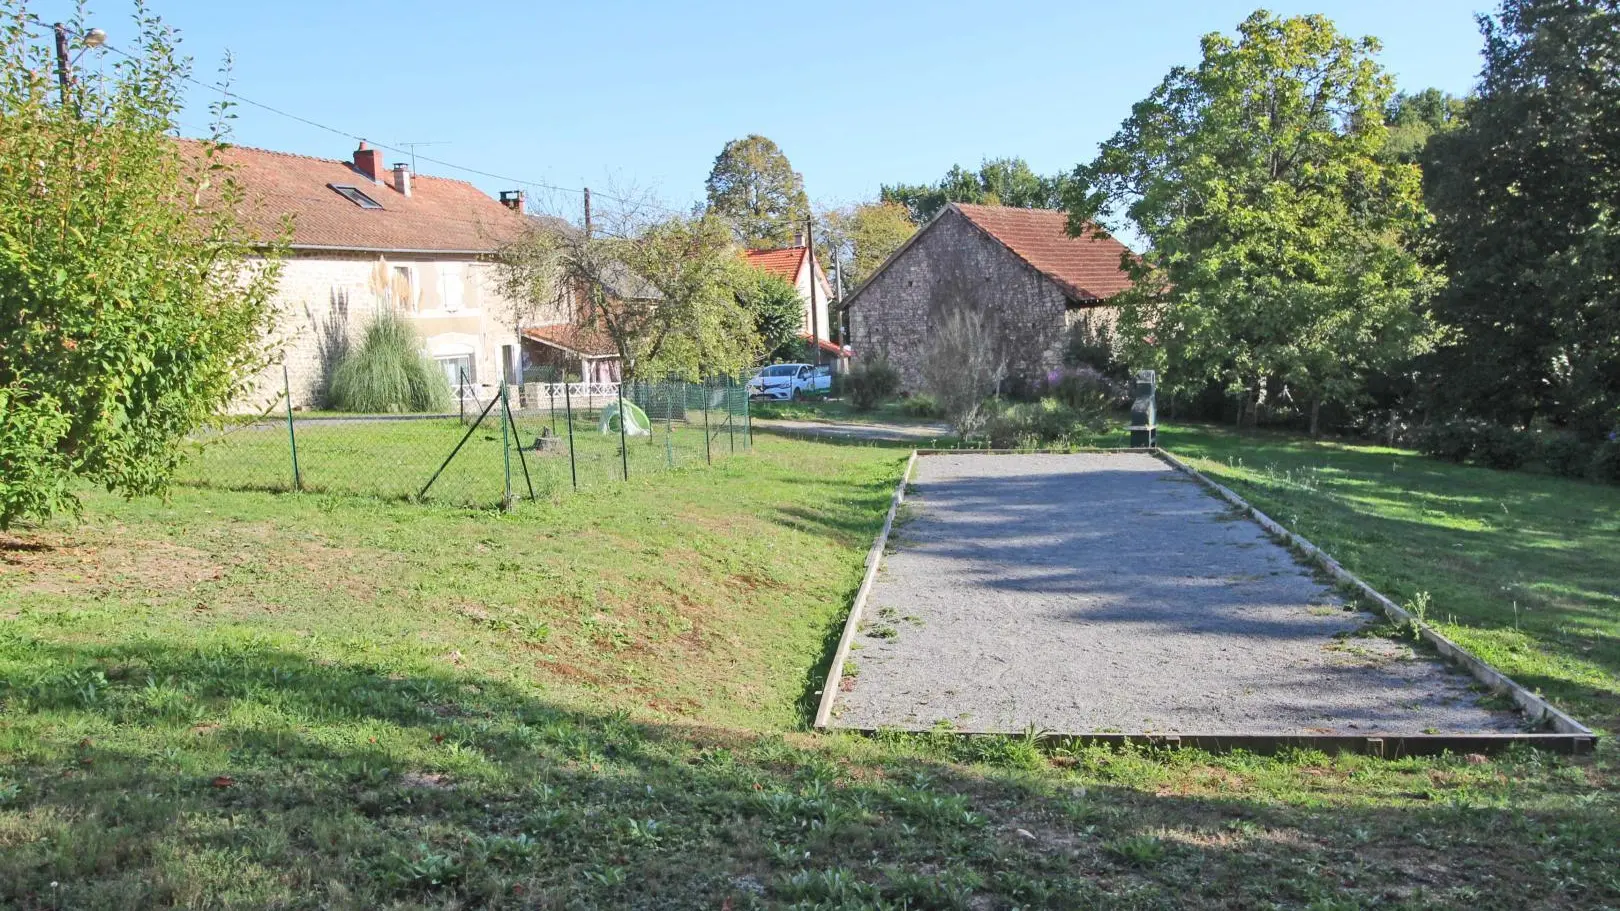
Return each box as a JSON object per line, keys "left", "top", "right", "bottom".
{"left": 599, "top": 400, "right": 651, "bottom": 437}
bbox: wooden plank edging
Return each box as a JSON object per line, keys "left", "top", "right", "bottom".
{"left": 1153, "top": 448, "right": 1596, "bottom": 741}
{"left": 813, "top": 450, "right": 919, "bottom": 729}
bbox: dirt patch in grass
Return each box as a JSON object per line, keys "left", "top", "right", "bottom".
{"left": 0, "top": 527, "right": 221, "bottom": 597}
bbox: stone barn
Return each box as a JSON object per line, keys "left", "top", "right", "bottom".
{"left": 842, "top": 203, "right": 1136, "bottom": 391}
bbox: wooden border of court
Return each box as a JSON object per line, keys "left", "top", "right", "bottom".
{"left": 815, "top": 448, "right": 1597, "bottom": 754}
{"left": 812, "top": 450, "right": 918, "bottom": 729}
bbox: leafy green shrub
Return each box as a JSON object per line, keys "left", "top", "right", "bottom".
{"left": 1473, "top": 423, "right": 1535, "bottom": 470}
{"left": 981, "top": 398, "right": 1109, "bottom": 449}
{"left": 1536, "top": 431, "right": 1593, "bottom": 478}
{"left": 1590, "top": 441, "right": 1620, "bottom": 484}
{"left": 0, "top": 22, "right": 284, "bottom": 528}
{"left": 329, "top": 314, "right": 452, "bottom": 413}
{"left": 1062, "top": 314, "right": 1126, "bottom": 377}
{"left": 846, "top": 356, "right": 901, "bottom": 411}
{"left": 899, "top": 394, "right": 944, "bottom": 418}
{"left": 1414, "top": 418, "right": 1487, "bottom": 463}
{"left": 1046, "top": 367, "right": 1128, "bottom": 413}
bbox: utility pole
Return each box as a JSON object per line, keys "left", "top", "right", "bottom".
{"left": 583, "top": 188, "right": 592, "bottom": 238}
{"left": 806, "top": 213, "right": 821, "bottom": 367}
{"left": 832, "top": 257, "right": 844, "bottom": 345}
{"left": 53, "top": 23, "right": 72, "bottom": 106}
{"left": 50, "top": 23, "right": 104, "bottom": 111}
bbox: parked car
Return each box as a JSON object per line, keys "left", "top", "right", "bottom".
{"left": 747, "top": 363, "right": 832, "bottom": 401}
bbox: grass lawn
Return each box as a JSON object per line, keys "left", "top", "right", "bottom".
{"left": 182, "top": 407, "right": 754, "bottom": 507}
{"left": 2, "top": 432, "right": 1617, "bottom": 909}
{"left": 1159, "top": 424, "right": 1620, "bottom": 734}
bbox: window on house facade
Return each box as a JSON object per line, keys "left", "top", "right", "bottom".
{"left": 391, "top": 266, "right": 415, "bottom": 313}
{"left": 329, "top": 184, "right": 384, "bottom": 209}
{"left": 437, "top": 354, "right": 474, "bottom": 389}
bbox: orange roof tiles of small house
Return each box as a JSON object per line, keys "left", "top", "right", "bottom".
{"left": 951, "top": 203, "right": 1136, "bottom": 301}
{"left": 743, "top": 247, "right": 807, "bottom": 282}
{"left": 522, "top": 324, "right": 619, "bottom": 358}
{"left": 185, "top": 140, "right": 527, "bottom": 253}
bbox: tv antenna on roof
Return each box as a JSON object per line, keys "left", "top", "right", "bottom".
{"left": 397, "top": 141, "right": 449, "bottom": 173}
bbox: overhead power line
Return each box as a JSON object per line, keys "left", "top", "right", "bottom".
{"left": 75, "top": 30, "right": 681, "bottom": 216}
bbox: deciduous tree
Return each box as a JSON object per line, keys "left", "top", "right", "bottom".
{"left": 882, "top": 157, "right": 1070, "bottom": 223}
{"left": 816, "top": 201, "right": 916, "bottom": 292}
{"left": 1068, "top": 11, "right": 1437, "bottom": 433}
{"left": 496, "top": 208, "right": 762, "bottom": 381}
{"left": 1424, "top": 0, "right": 1620, "bottom": 437}
{"left": 704, "top": 134, "right": 810, "bottom": 248}
{"left": 0, "top": 4, "right": 285, "bottom": 528}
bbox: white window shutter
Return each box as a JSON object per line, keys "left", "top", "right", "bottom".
{"left": 440, "top": 265, "right": 464, "bottom": 313}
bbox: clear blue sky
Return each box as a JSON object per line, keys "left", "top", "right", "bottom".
{"left": 48, "top": 0, "right": 1493, "bottom": 216}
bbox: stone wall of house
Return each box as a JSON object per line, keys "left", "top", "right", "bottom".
{"left": 845, "top": 208, "right": 1075, "bottom": 392}
{"left": 235, "top": 251, "right": 545, "bottom": 412}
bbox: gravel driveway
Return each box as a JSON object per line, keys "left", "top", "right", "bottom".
{"left": 832, "top": 452, "right": 1519, "bottom": 735}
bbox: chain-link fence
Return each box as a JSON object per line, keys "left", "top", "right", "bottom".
{"left": 177, "top": 371, "right": 752, "bottom": 507}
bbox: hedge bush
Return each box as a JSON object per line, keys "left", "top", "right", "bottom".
{"left": 846, "top": 357, "right": 901, "bottom": 411}
{"left": 1414, "top": 418, "right": 1487, "bottom": 463}
{"left": 1473, "top": 423, "right": 1537, "bottom": 470}
{"left": 899, "top": 394, "right": 944, "bottom": 419}
{"left": 1536, "top": 431, "right": 1593, "bottom": 478}
{"left": 981, "top": 398, "right": 1110, "bottom": 449}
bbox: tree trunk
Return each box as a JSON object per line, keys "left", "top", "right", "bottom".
{"left": 1309, "top": 400, "right": 1322, "bottom": 438}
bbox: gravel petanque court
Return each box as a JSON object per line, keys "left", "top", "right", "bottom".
{"left": 833, "top": 452, "right": 1521, "bottom": 735}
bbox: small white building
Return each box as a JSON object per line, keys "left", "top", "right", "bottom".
{"left": 220, "top": 141, "right": 557, "bottom": 410}
{"left": 744, "top": 242, "right": 835, "bottom": 344}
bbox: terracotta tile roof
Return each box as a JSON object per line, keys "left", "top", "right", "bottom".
{"left": 744, "top": 246, "right": 807, "bottom": 283}
{"left": 951, "top": 203, "right": 1136, "bottom": 301}
{"left": 188, "top": 140, "right": 527, "bottom": 253}
{"left": 522, "top": 324, "right": 619, "bottom": 358}
{"left": 800, "top": 334, "right": 847, "bottom": 357}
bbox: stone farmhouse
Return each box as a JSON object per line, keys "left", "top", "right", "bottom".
{"left": 842, "top": 203, "right": 1137, "bottom": 390}
{"left": 220, "top": 140, "right": 559, "bottom": 410}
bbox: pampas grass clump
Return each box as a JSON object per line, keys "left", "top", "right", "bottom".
{"left": 328, "top": 313, "right": 452, "bottom": 413}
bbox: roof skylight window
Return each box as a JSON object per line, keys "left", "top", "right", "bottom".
{"left": 329, "top": 184, "right": 384, "bottom": 209}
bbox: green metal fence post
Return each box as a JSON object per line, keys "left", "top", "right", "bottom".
{"left": 282, "top": 362, "right": 301, "bottom": 492}
{"left": 500, "top": 384, "right": 514, "bottom": 509}
{"left": 728, "top": 381, "right": 736, "bottom": 455}
{"left": 664, "top": 378, "right": 675, "bottom": 468}
{"left": 563, "top": 378, "right": 578, "bottom": 491}
{"left": 616, "top": 378, "right": 630, "bottom": 482}
{"left": 504, "top": 387, "right": 536, "bottom": 503}
{"left": 703, "top": 382, "right": 712, "bottom": 465}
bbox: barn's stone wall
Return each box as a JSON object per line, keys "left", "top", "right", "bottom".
{"left": 236, "top": 251, "right": 566, "bottom": 412}
{"left": 846, "top": 209, "right": 1104, "bottom": 392}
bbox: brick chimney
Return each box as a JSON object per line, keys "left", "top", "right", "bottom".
{"left": 499, "top": 190, "right": 526, "bottom": 213}
{"left": 392, "top": 162, "right": 411, "bottom": 197}
{"left": 352, "top": 142, "right": 384, "bottom": 184}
